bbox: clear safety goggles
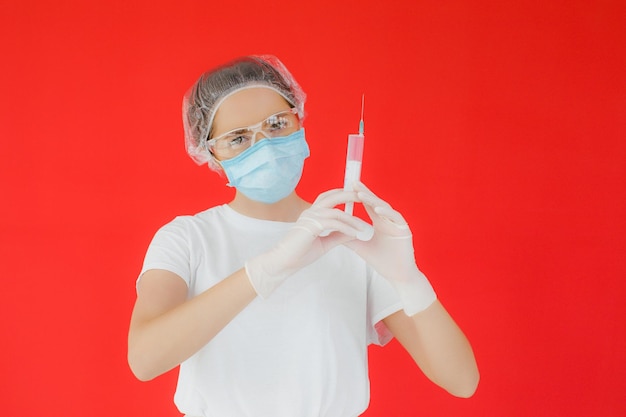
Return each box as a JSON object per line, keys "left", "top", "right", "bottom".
{"left": 206, "top": 108, "right": 300, "bottom": 160}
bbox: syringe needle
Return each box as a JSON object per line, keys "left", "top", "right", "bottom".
{"left": 359, "top": 94, "right": 365, "bottom": 135}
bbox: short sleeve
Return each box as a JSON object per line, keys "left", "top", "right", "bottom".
{"left": 366, "top": 267, "right": 403, "bottom": 346}
{"left": 138, "top": 217, "right": 192, "bottom": 289}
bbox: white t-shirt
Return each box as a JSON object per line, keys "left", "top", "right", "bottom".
{"left": 140, "top": 204, "right": 403, "bottom": 417}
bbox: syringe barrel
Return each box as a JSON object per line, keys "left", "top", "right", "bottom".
{"left": 344, "top": 134, "right": 364, "bottom": 216}
{"left": 347, "top": 134, "right": 365, "bottom": 162}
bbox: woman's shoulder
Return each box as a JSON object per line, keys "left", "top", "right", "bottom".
{"left": 152, "top": 205, "right": 229, "bottom": 237}
{"left": 166, "top": 204, "right": 229, "bottom": 224}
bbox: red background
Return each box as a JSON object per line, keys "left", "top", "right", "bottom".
{"left": 1, "top": 1, "right": 625, "bottom": 415}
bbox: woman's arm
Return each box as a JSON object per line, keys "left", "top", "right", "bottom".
{"left": 127, "top": 268, "right": 257, "bottom": 381}
{"left": 383, "top": 300, "right": 479, "bottom": 398}
{"left": 346, "top": 182, "right": 479, "bottom": 396}
{"left": 128, "top": 189, "right": 367, "bottom": 382}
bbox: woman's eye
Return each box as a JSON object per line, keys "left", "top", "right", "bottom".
{"left": 224, "top": 134, "right": 250, "bottom": 148}
{"left": 267, "top": 118, "right": 288, "bottom": 131}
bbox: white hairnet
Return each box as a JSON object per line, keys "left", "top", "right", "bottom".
{"left": 182, "top": 55, "right": 307, "bottom": 169}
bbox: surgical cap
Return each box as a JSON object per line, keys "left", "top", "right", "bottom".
{"left": 182, "top": 55, "right": 307, "bottom": 169}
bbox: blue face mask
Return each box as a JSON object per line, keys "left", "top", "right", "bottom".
{"left": 219, "top": 128, "right": 310, "bottom": 204}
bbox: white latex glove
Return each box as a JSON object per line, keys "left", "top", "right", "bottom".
{"left": 346, "top": 182, "right": 437, "bottom": 316}
{"left": 245, "top": 189, "right": 372, "bottom": 298}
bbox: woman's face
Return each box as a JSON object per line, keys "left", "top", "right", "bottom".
{"left": 211, "top": 87, "right": 293, "bottom": 141}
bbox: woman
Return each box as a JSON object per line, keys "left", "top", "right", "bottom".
{"left": 128, "top": 55, "right": 479, "bottom": 417}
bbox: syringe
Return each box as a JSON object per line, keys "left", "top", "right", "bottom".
{"left": 343, "top": 95, "right": 374, "bottom": 241}
{"left": 344, "top": 95, "right": 366, "bottom": 216}
{"left": 319, "top": 95, "right": 373, "bottom": 240}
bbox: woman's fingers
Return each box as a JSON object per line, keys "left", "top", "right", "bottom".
{"left": 353, "top": 182, "right": 409, "bottom": 230}
{"left": 313, "top": 188, "right": 359, "bottom": 208}
{"left": 374, "top": 205, "right": 409, "bottom": 228}
{"left": 352, "top": 181, "right": 388, "bottom": 206}
{"left": 300, "top": 207, "right": 372, "bottom": 237}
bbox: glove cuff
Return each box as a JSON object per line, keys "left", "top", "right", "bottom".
{"left": 244, "top": 255, "right": 290, "bottom": 299}
{"left": 393, "top": 269, "right": 437, "bottom": 316}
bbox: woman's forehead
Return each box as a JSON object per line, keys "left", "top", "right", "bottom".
{"left": 212, "top": 87, "right": 291, "bottom": 134}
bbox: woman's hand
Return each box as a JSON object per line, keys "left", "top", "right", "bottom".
{"left": 346, "top": 181, "right": 437, "bottom": 315}
{"left": 246, "top": 188, "right": 372, "bottom": 298}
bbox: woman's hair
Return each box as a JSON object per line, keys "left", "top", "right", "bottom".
{"left": 182, "top": 55, "right": 306, "bottom": 170}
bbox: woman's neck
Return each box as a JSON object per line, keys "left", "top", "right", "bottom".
{"left": 228, "top": 191, "right": 311, "bottom": 222}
